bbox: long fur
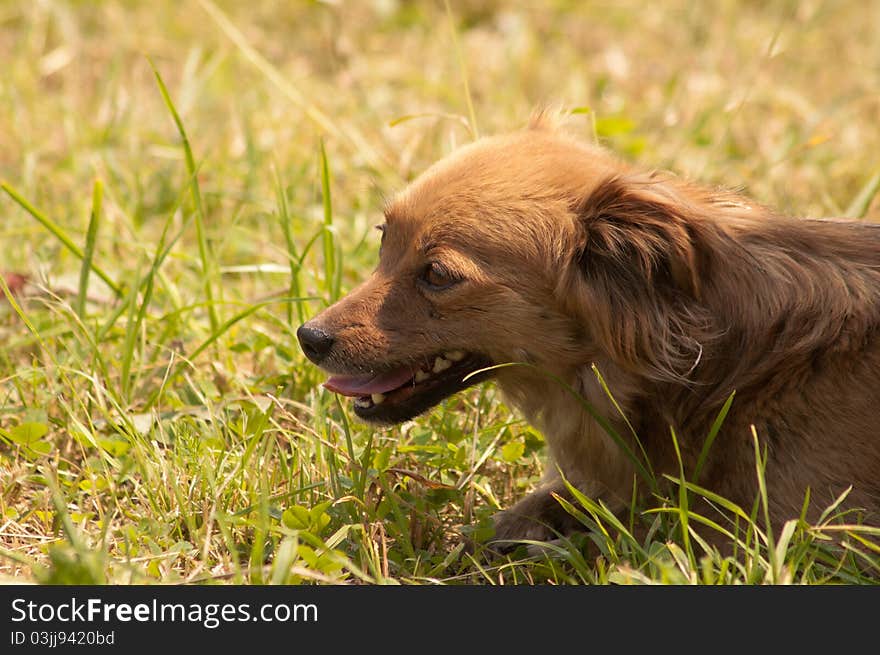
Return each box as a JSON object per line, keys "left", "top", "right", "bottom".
{"left": 302, "top": 116, "right": 880, "bottom": 547}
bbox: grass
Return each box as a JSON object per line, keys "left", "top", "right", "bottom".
{"left": 1, "top": 0, "right": 879, "bottom": 585}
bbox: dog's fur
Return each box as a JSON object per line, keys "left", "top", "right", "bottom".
{"left": 299, "top": 112, "right": 880, "bottom": 547}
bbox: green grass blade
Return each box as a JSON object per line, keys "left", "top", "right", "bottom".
{"left": 773, "top": 519, "right": 799, "bottom": 577}
{"left": 751, "top": 427, "right": 778, "bottom": 582}
{"left": 558, "top": 478, "right": 647, "bottom": 559}
{"left": 844, "top": 170, "right": 880, "bottom": 219}
{"left": 0, "top": 275, "right": 43, "bottom": 344}
{"left": 674, "top": 477, "right": 755, "bottom": 525}
{"left": 149, "top": 58, "right": 220, "bottom": 334}
{"left": 120, "top": 263, "right": 145, "bottom": 402}
{"left": 76, "top": 179, "right": 103, "bottom": 319}
{"left": 669, "top": 426, "right": 695, "bottom": 567}
{"left": 319, "top": 140, "right": 342, "bottom": 303}
{"left": 1, "top": 181, "right": 122, "bottom": 297}
{"left": 122, "top": 221, "right": 181, "bottom": 403}
{"left": 592, "top": 364, "right": 654, "bottom": 481}
{"left": 273, "top": 165, "right": 305, "bottom": 326}
{"left": 693, "top": 390, "right": 736, "bottom": 483}
{"left": 646, "top": 505, "right": 737, "bottom": 544}
{"left": 443, "top": 0, "right": 478, "bottom": 139}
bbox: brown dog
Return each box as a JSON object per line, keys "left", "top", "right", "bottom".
{"left": 298, "top": 112, "right": 880, "bottom": 548}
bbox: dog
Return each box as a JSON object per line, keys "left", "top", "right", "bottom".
{"left": 297, "top": 111, "right": 880, "bottom": 549}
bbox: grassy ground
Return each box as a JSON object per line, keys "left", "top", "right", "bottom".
{"left": 1, "top": 0, "right": 879, "bottom": 585}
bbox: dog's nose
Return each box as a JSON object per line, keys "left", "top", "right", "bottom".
{"left": 297, "top": 324, "right": 335, "bottom": 364}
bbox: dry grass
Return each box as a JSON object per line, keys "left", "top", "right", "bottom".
{"left": 1, "top": 0, "right": 878, "bottom": 585}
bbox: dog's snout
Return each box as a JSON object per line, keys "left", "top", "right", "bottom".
{"left": 297, "top": 324, "right": 335, "bottom": 364}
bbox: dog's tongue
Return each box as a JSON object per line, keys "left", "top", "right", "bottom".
{"left": 323, "top": 366, "right": 415, "bottom": 397}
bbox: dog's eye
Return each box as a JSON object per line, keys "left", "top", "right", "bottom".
{"left": 375, "top": 224, "right": 387, "bottom": 244}
{"left": 421, "top": 262, "right": 457, "bottom": 290}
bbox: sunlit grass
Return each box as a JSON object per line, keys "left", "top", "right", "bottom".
{"left": 1, "top": 0, "right": 878, "bottom": 585}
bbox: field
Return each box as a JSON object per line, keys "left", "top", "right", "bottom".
{"left": 1, "top": 0, "right": 879, "bottom": 585}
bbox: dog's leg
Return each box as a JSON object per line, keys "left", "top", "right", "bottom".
{"left": 488, "top": 364, "right": 640, "bottom": 553}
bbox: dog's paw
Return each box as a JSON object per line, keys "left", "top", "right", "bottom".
{"left": 482, "top": 489, "right": 584, "bottom": 555}
{"left": 490, "top": 509, "right": 559, "bottom": 550}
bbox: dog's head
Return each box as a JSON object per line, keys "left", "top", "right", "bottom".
{"left": 298, "top": 118, "right": 721, "bottom": 424}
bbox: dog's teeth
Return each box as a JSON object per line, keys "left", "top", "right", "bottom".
{"left": 445, "top": 350, "right": 466, "bottom": 362}
{"left": 354, "top": 397, "right": 372, "bottom": 408}
{"left": 415, "top": 370, "right": 431, "bottom": 383}
{"left": 433, "top": 356, "right": 452, "bottom": 373}
{"left": 371, "top": 393, "right": 385, "bottom": 404}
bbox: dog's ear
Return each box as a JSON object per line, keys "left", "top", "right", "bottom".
{"left": 568, "top": 174, "right": 715, "bottom": 381}
{"left": 575, "top": 174, "right": 703, "bottom": 299}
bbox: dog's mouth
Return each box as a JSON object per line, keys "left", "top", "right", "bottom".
{"left": 322, "top": 350, "right": 494, "bottom": 424}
